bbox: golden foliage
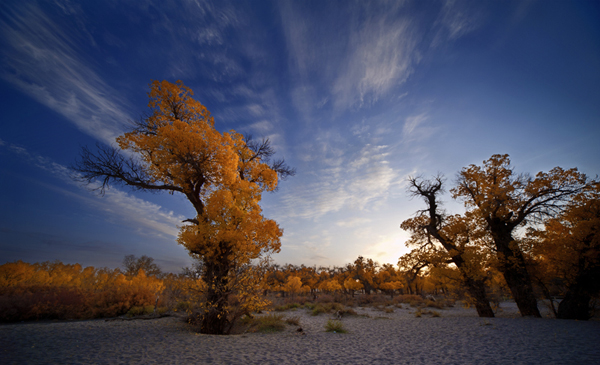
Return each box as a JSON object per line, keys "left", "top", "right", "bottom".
{"left": 0, "top": 261, "right": 164, "bottom": 321}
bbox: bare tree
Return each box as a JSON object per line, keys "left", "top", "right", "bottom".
{"left": 122, "top": 254, "right": 162, "bottom": 277}
{"left": 402, "top": 175, "right": 495, "bottom": 317}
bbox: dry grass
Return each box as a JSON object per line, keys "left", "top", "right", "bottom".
{"left": 324, "top": 319, "right": 347, "bottom": 333}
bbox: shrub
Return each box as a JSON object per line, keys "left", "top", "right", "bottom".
{"left": 311, "top": 302, "right": 344, "bottom": 316}
{"left": 311, "top": 304, "right": 329, "bottom": 316}
{"left": 324, "top": 319, "right": 347, "bottom": 333}
{"left": 285, "top": 315, "right": 300, "bottom": 326}
{"left": 127, "top": 306, "right": 145, "bottom": 317}
{"left": 241, "top": 313, "right": 287, "bottom": 333}
{"left": 315, "top": 294, "right": 334, "bottom": 303}
{"left": 425, "top": 300, "right": 443, "bottom": 309}
{"left": 274, "top": 302, "right": 301, "bottom": 311}
{"left": 338, "top": 307, "right": 357, "bottom": 317}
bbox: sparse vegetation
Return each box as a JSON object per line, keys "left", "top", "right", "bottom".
{"left": 324, "top": 319, "right": 347, "bottom": 333}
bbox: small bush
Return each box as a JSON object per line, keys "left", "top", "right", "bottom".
{"left": 245, "top": 313, "right": 286, "bottom": 333}
{"left": 431, "top": 311, "right": 441, "bottom": 317}
{"left": 316, "top": 294, "right": 334, "bottom": 303}
{"left": 384, "top": 307, "right": 394, "bottom": 313}
{"left": 303, "top": 302, "right": 316, "bottom": 310}
{"left": 311, "top": 302, "right": 344, "bottom": 316}
{"left": 324, "top": 319, "right": 347, "bottom": 333}
{"left": 425, "top": 300, "right": 443, "bottom": 309}
{"left": 274, "top": 302, "right": 301, "bottom": 311}
{"left": 127, "top": 306, "right": 145, "bottom": 317}
{"left": 176, "top": 301, "right": 192, "bottom": 312}
{"left": 285, "top": 315, "right": 300, "bottom": 326}
{"left": 394, "top": 295, "right": 423, "bottom": 305}
{"left": 311, "top": 304, "right": 329, "bottom": 316}
{"left": 415, "top": 309, "right": 422, "bottom": 318}
{"left": 338, "top": 307, "right": 357, "bottom": 317}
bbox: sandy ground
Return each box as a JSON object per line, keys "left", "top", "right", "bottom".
{"left": 1, "top": 302, "right": 599, "bottom": 364}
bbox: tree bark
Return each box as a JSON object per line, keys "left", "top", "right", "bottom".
{"left": 493, "top": 227, "right": 541, "bottom": 317}
{"left": 557, "top": 290, "right": 592, "bottom": 320}
{"left": 199, "top": 243, "right": 232, "bottom": 335}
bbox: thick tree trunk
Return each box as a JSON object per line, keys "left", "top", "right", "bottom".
{"left": 199, "top": 245, "right": 232, "bottom": 335}
{"left": 463, "top": 277, "right": 495, "bottom": 317}
{"left": 557, "top": 290, "right": 592, "bottom": 320}
{"left": 494, "top": 232, "right": 541, "bottom": 317}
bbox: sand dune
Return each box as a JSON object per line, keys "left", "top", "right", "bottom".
{"left": 2, "top": 302, "right": 599, "bottom": 364}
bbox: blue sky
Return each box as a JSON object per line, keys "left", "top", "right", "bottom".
{"left": 1, "top": 0, "right": 599, "bottom": 273}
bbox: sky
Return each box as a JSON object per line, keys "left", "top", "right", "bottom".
{"left": 1, "top": 0, "right": 599, "bottom": 273}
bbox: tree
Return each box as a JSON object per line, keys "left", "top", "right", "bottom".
{"left": 452, "top": 154, "right": 591, "bottom": 317}
{"left": 402, "top": 176, "right": 495, "bottom": 317}
{"left": 73, "top": 80, "right": 294, "bottom": 334}
{"left": 528, "top": 185, "right": 600, "bottom": 319}
{"left": 343, "top": 277, "right": 363, "bottom": 297}
{"left": 122, "top": 255, "right": 162, "bottom": 277}
{"left": 283, "top": 276, "right": 303, "bottom": 296}
{"left": 348, "top": 256, "right": 378, "bottom": 294}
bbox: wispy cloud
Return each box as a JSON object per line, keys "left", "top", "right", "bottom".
{"left": 277, "top": 143, "right": 404, "bottom": 220}
{"left": 1, "top": 141, "right": 184, "bottom": 238}
{"left": 279, "top": 2, "right": 422, "bottom": 113}
{"left": 332, "top": 12, "right": 419, "bottom": 109}
{"left": 431, "top": 0, "right": 483, "bottom": 48}
{"left": 0, "top": 3, "right": 130, "bottom": 145}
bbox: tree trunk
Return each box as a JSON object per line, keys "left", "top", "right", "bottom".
{"left": 557, "top": 290, "right": 592, "bottom": 320}
{"left": 199, "top": 246, "right": 232, "bottom": 335}
{"left": 469, "top": 279, "right": 495, "bottom": 318}
{"left": 495, "top": 233, "right": 541, "bottom": 317}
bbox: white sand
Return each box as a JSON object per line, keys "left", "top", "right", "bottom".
{"left": 2, "top": 302, "right": 599, "bottom": 364}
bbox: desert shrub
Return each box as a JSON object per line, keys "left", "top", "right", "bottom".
{"left": 311, "top": 302, "right": 345, "bottom": 316}
{"left": 357, "top": 294, "right": 388, "bottom": 306}
{"left": 240, "top": 313, "right": 287, "bottom": 333}
{"left": 126, "top": 305, "right": 157, "bottom": 317}
{"left": 394, "top": 294, "right": 423, "bottom": 305}
{"left": 384, "top": 307, "right": 394, "bottom": 313}
{"left": 127, "top": 306, "right": 146, "bottom": 317}
{"left": 283, "top": 296, "right": 309, "bottom": 306}
{"left": 415, "top": 309, "right": 422, "bottom": 317}
{"left": 425, "top": 300, "right": 443, "bottom": 309}
{"left": 324, "top": 319, "right": 347, "bottom": 333}
{"left": 303, "top": 302, "right": 317, "bottom": 310}
{"left": 285, "top": 315, "right": 300, "bottom": 326}
{"left": 274, "top": 302, "right": 301, "bottom": 311}
{"left": 315, "top": 294, "right": 334, "bottom": 303}
{"left": 311, "top": 304, "right": 329, "bottom": 316}
{"left": 338, "top": 307, "right": 357, "bottom": 317}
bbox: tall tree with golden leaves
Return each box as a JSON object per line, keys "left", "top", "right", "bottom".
{"left": 452, "top": 154, "right": 591, "bottom": 317}
{"left": 528, "top": 184, "right": 600, "bottom": 319}
{"left": 73, "top": 80, "right": 294, "bottom": 334}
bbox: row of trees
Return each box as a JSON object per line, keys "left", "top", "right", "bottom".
{"left": 0, "top": 259, "right": 165, "bottom": 321}
{"left": 401, "top": 155, "right": 599, "bottom": 320}
{"left": 264, "top": 257, "right": 404, "bottom": 298}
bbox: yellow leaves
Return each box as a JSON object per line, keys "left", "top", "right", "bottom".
{"left": 319, "top": 279, "right": 342, "bottom": 293}
{"left": 343, "top": 277, "right": 363, "bottom": 291}
{"left": 283, "top": 276, "right": 303, "bottom": 294}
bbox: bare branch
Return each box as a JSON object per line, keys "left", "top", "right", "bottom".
{"left": 71, "top": 143, "right": 183, "bottom": 195}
